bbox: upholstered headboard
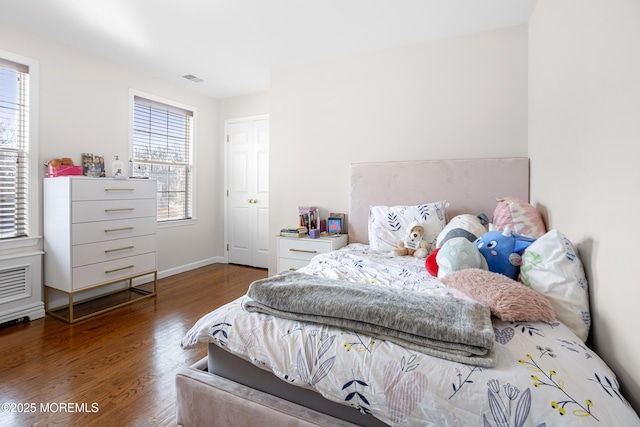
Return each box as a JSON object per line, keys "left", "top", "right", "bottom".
{"left": 348, "top": 157, "right": 530, "bottom": 244}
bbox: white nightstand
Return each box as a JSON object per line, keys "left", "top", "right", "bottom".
{"left": 277, "top": 234, "right": 348, "bottom": 272}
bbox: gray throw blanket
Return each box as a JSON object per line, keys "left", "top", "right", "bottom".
{"left": 243, "top": 272, "right": 497, "bottom": 367}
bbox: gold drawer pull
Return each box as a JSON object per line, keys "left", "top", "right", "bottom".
{"left": 105, "top": 188, "right": 135, "bottom": 192}
{"left": 104, "top": 208, "right": 134, "bottom": 213}
{"left": 104, "top": 245, "right": 134, "bottom": 253}
{"left": 289, "top": 248, "right": 317, "bottom": 254}
{"left": 104, "top": 226, "right": 134, "bottom": 233}
{"left": 105, "top": 265, "right": 134, "bottom": 274}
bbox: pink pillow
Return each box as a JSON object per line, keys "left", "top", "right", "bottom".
{"left": 493, "top": 197, "right": 546, "bottom": 238}
{"left": 440, "top": 268, "right": 555, "bottom": 322}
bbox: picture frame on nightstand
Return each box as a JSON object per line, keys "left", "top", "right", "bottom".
{"left": 329, "top": 212, "right": 346, "bottom": 234}
{"left": 327, "top": 217, "right": 342, "bottom": 234}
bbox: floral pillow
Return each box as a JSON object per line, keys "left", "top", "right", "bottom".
{"left": 368, "top": 201, "right": 446, "bottom": 253}
{"left": 493, "top": 197, "right": 546, "bottom": 238}
{"left": 520, "top": 229, "right": 591, "bottom": 341}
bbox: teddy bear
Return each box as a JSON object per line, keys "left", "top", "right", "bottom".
{"left": 393, "top": 221, "right": 429, "bottom": 258}
{"left": 47, "top": 157, "right": 74, "bottom": 169}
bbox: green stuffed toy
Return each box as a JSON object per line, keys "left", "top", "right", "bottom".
{"left": 434, "top": 237, "right": 488, "bottom": 278}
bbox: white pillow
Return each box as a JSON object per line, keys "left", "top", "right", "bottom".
{"left": 521, "top": 229, "right": 591, "bottom": 341}
{"left": 368, "top": 202, "right": 446, "bottom": 253}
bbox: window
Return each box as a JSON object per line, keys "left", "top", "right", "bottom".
{"left": 0, "top": 52, "right": 38, "bottom": 245}
{"left": 131, "top": 93, "right": 195, "bottom": 223}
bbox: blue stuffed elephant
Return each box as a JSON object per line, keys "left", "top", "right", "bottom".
{"left": 474, "top": 226, "right": 536, "bottom": 280}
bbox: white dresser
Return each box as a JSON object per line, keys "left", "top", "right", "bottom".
{"left": 43, "top": 177, "right": 157, "bottom": 322}
{"left": 277, "top": 234, "right": 348, "bottom": 272}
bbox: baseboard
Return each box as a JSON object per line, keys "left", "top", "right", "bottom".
{"left": 0, "top": 301, "right": 45, "bottom": 324}
{"left": 157, "top": 256, "right": 225, "bottom": 280}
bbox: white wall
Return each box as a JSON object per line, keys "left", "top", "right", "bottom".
{"left": 0, "top": 23, "right": 221, "bottom": 277}
{"left": 269, "top": 25, "right": 529, "bottom": 275}
{"left": 218, "top": 93, "right": 270, "bottom": 122}
{"left": 529, "top": 0, "right": 640, "bottom": 411}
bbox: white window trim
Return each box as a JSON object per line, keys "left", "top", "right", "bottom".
{"left": 128, "top": 88, "right": 197, "bottom": 228}
{"left": 0, "top": 49, "right": 40, "bottom": 250}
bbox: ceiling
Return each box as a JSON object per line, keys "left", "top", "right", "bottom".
{"left": 0, "top": 0, "right": 537, "bottom": 99}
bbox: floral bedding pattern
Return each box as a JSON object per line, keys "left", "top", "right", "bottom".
{"left": 182, "top": 244, "right": 640, "bottom": 426}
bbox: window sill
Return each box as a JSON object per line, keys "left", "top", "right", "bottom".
{"left": 157, "top": 218, "right": 197, "bottom": 229}
{"left": 0, "top": 236, "right": 42, "bottom": 251}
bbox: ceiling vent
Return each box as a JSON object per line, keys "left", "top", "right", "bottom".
{"left": 183, "top": 74, "right": 204, "bottom": 83}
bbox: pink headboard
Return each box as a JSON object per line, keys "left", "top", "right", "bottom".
{"left": 348, "top": 157, "right": 530, "bottom": 244}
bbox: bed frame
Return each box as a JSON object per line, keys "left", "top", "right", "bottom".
{"left": 348, "top": 157, "right": 529, "bottom": 243}
{"left": 176, "top": 157, "right": 530, "bottom": 426}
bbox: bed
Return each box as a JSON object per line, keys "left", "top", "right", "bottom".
{"left": 177, "top": 158, "right": 640, "bottom": 426}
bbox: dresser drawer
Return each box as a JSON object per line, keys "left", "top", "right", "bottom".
{"left": 72, "top": 234, "right": 156, "bottom": 268}
{"left": 72, "top": 199, "right": 156, "bottom": 223}
{"left": 72, "top": 217, "right": 157, "bottom": 245}
{"left": 72, "top": 178, "right": 156, "bottom": 201}
{"left": 72, "top": 252, "right": 157, "bottom": 291}
{"left": 278, "top": 238, "right": 332, "bottom": 261}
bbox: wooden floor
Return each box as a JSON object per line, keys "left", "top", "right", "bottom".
{"left": 0, "top": 263, "right": 267, "bottom": 427}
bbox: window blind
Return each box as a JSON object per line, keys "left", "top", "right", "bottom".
{"left": 0, "top": 59, "right": 30, "bottom": 239}
{"left": 132, "top": 95, "right": 193, "bottom": 222}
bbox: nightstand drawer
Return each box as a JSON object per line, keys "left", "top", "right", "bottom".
{"left": 278, "top": 238, "right": 332, "bottom": 261}
{"left": 277, "top": 234, "right": 348, "bottom": 273}
{"left": 278, "top": 257, "right": 310, "bottom": 272}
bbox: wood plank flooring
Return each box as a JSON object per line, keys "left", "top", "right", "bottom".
{"left": 0, "top": 263, "right": 267, "bottom": 427}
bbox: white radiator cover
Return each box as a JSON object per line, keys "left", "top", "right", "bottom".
{"left": 0, "top": 251, "right": 44, "bottom": 324}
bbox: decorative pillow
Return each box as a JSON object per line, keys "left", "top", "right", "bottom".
{"left": 520, "top": 229, "right": 590, "bottom": 341}
{"left": 368, "top": 201, "right": 446, "bottom": 253}
{"left": 492, "top": 197, "right": 546, "bottom": 238}
{"left": 440, "top": 268, "right": 555, "bottom": 322}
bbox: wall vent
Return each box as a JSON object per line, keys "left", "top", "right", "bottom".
{"left": 0, "top": 251, "right": 43, "bottom": 323}
{"left": 0, "top": 266, "right": 27, "bottom": 303}
{"left": 182, "top": 74, "right": 204, "bottom": 83}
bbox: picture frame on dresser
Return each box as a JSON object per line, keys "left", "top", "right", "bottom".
{"left": 81, "top": 152, "right": 105, "bottom": 178}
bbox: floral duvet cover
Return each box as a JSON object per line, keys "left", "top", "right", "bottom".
{"left": 182, "top": 244, "right": 640, "bottom": 426}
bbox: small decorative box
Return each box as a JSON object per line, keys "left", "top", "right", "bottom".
{"left": 48, "top": 165, "right": 83, "bottom": 177}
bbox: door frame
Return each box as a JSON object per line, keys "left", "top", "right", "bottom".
{"left": 223, "top": 114, "right": 269, "bottom": 265}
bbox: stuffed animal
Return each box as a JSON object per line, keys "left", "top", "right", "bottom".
{"left": 436, "top": 213, "right": 489, "bottom": 248}
{"left": 393, "top": 221, "right": 429, "bottom": 258}
{"left": 435, "top": 237, "right": 488, "bottom": 278}
{"left": 426, "top": 213, "right": 489, "bottom": 276}
{"left": 474, "top": 226, "right": 536, "bottom": 280}
{"left": 425, "top": 247, "right": 440, "bottom": 276}
{"left": 47, "top": 157, "right": 74, "bottom": 169}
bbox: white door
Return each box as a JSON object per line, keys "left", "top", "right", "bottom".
{"left": 226, "top": 116, "right": 269, "bottom": 268}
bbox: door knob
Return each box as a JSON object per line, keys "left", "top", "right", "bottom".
{"left": 247, "top": 198, "right": 258, "bottom": 203}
